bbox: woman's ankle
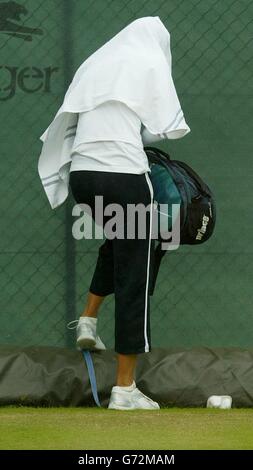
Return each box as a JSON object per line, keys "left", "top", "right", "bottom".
{"left": 81, "top": 309, "right": 98, "bottom": 318}
{"left": 116, "top": 379, "right": 135, "bottom": 387}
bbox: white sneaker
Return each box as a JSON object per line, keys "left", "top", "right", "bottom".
{"left": 76, "top": 317, "right": 106, "bottom": 351}
{"left": 108, "top": 381, "right": 160, "bottom": 410}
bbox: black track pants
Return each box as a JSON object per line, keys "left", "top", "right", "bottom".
{"left": 69, "top": 170, "right": 155, "bottom": 355}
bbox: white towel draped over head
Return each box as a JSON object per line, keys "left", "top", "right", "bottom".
{"left": 38, "top": 16, "right": 190, "bottom": 209}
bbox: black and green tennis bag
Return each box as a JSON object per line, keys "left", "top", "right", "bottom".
{"left": 145, "top": 146, "right": 216, "bottom": 295}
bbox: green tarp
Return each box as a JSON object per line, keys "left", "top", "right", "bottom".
{"left": 1, "top": 346, "right": 253, "bottom": 407}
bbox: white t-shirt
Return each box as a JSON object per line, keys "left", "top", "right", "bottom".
{"left": 70, "top": 101, "right": 151, "bottom": 174}
{"left": 69, "top": 100, "right": 189, "bottom": 174}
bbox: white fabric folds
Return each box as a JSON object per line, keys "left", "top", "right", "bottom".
{"left": 38, "top": 16, "right": 190, "bottom": 209}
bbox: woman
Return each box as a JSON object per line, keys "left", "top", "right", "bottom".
{"left": 38, "top": 16, "right": 190, "bottom": 410}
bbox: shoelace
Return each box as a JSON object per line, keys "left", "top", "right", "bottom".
{"left": 67, "top": 319, "right": 97, "bottom": 337}
{"left": 67, "top": 320, "right": 79, "bottom": 330}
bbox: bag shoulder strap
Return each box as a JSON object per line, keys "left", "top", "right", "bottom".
{"left": 144, "top": 146, "right": 171, "bottom": 162}
{"left": 173, "top": 160, "right": 212, "bottom": 196}
{"left": 149, "top": 242, "right": 168, "bottom": 296}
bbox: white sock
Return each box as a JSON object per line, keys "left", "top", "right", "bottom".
{"left": 116, "top": 381, "right": 136, "bottom": 392}
{"left": 79, "top": 316, "right": 97, "bottom": 325}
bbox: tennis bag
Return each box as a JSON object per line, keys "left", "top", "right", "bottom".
{"left": 145, "top": 146, "right": 216, "bottom": 295}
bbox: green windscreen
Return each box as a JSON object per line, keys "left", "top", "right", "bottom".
{"left": 0, "top": 0, "right": 252, "bottom": 349}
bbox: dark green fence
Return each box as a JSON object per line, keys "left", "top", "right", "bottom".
{"left": 1, "top": 0, "right": 252, "bottom": 349}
